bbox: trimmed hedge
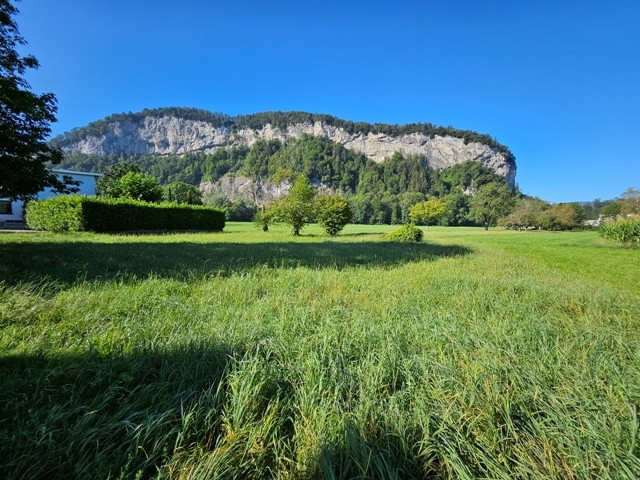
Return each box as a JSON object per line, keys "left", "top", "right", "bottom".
{"left": 26, "top": 196, "right": 225, "bottom": 233}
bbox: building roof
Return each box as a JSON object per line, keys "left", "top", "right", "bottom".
{"left": 51, "top": 168, "right": 102, "bottom": 177}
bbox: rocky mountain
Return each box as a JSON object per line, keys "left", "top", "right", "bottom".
{"left": 52, "top": 108, "right": 516, "bottom": 188}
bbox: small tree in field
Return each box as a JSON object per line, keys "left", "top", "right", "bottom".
{"left": 470, "top": 182, "right": 515, "bottom": 230}
{"left": 265, "top": 175, "right": 315, "bottom": 235}
{"left": 409, "top": 198, "right": 446, "bottom": 227}
{"left": 315, "top": 194, "right": 352, "bottom": 235}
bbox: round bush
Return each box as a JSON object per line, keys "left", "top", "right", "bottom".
{"left": 385, "top": 223, "right": 424, "bottom": 242}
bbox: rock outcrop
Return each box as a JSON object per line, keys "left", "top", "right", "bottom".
{"left": 200, "top": 176, "right": 333, "bottom": 205}
{"left": 61, "top": 114, "right": 516, "bottom": 188}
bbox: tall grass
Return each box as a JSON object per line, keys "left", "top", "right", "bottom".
{"left": 1, "top": 224, "right": 639, "bottom": 478}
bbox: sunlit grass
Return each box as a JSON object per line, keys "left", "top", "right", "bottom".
{"left": 1, "top": 224, "right": 639, "bottom": 478}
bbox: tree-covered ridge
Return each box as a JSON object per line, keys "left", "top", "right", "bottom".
{"left": 50, "top": 107, "right": 514, "bottom": 163}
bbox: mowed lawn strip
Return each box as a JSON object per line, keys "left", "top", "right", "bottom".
{"left": 1, "top": 224, "right": 639, "bottom": 479}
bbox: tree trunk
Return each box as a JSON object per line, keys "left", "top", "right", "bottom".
{"left": 293, "top": 227, "right": 300, "bottom": 236}
{"left": 484, "top": 221, "right": 489, "bottom": 231}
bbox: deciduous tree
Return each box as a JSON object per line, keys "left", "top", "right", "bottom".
{"left": 470, "top": 182, "right": 515, "bottom": 230}
{"left": 0, "top": 0, "right": 74, "bottom": 199}
{"left": 110, "top": 171, "right": 163, "bottom": 203}
{"left": 164, "top": 181, "right": 202, "bottom": 205}
{"left": 265, "top": 175, "right": 315, "bottom": 235}
{"left": 409, "top": 197, "right": 447, "bottom": 227}
{"left": 96, "top": 162, "right": 142, "bottom": 197}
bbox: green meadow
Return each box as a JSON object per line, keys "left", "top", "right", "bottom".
{"left": 1, "top": 224, "right": 639, "bottom": 479}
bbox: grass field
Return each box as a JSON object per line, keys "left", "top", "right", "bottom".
{"left": 1, "top": 223, "right": 639, "bottom": 479}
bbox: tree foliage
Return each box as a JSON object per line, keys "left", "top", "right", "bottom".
{"left": 315, "top": 194, "right": 352, "bottom": 236}
{"left": 470, "top": 182, "right": 516, "bottom": 230}
{"left": 0, "top": 0, "right": 72, "bottom": 199}
{"left": 203, "top": 194, "right": 257, "bottom": 221}
{"left": 409, "top": 198, "right": 447, "bottom": 226}
{"left": 164, "top": 181, "right": 202, "bottom": 205}
{"left": 96, "top": 162, "right": 142, "bottom": 197}
{"left": 109, "top": 171, "right": 163, "bottom": 203}
{"left": 503, "top": 198, "right": 590, "bottom": 231}
{"left": 620, "top": 187, "right": 640, "bottom": 215}
{"left": 265, "top": 176, "right": 316, "bottom": 235}
{"left": 601, "top": 201, "right": 622, "bottom": 217}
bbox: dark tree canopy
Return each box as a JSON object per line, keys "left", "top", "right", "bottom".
{"left": 0, "top": 0, "right": 69, "bottom": 200}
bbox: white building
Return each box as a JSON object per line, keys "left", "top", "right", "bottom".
{"left": 0, "top": 169, "right": 101, "bottom": 227}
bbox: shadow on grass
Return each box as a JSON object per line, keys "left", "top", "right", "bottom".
{"left": 0, "top": 343, "right": 428, "bottom": 479}
{"left": 0, "top": 240, "right": 472, "bottom": 286}
{"left": 0, "top": 342, "right": 237, "bottom": 479}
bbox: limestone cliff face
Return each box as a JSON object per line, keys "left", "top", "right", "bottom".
{"left": 63, "top": 115, "right": 516, "bottom": 188}
{"left": 200, "top": 176, "right": 333, "bottom": 205}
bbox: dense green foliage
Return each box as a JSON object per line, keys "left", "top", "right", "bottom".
{"left": 409, "top": 198, "right": 447, "bottom": 226}
{"left": 600, "top": 217, "right": 640, "bottom": 246}
{"left": 97, "top": 163, "right": 164, "bottom": 203}
{"left": 1, "top": 226, "right": 639, "bottom": 478}
{"left": 470, "top": 182, "right": 516, "bottom": 229}
{"left": 109, "top": 171, "right": 164, "bottom": 202}
{"left": 0, "top": 0, "right": 72, "bottom": 200}
{"left": 50, "top": 107, "right": 514, "bottom": 163}
{"left": 601, "top": 201, "right": 622, "bottom": 217}
{"left": 95, "top": 162, "right": 142, "bottom": 196}
{"left": 384, "top": 223, "right": 424, "bottom": 242}
{"left": 314, "top": 194, "right": 352, "bottom": 235}
{"left": 25, "top": 196, "right": 225, "bottom": 232}
{"left": 163, "top": 181, "right": 202, "bottom": 205}
{"left": 24, "top": 196, "right": 85, "bottom": 232}
{"left": 580, "top": 189, "right": 639, "bottom": 220}
{"left": 265, "top": 176, "right": 316, "bottom": 235}
{"left": 203, "top": 194, "right": 258, "bottom": 222}
{"left": 503, "top": 198, "right": 588, "bottom": 231}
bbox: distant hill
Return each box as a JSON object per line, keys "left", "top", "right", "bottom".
{"left": 54, "top": 108, "right": 517, "bottom": 224}
{"left": 52, "top": 107, "right": 515, "bottom": 182}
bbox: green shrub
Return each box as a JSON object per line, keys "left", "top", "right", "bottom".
{"left": 384, "top": 223, "right": 424, "bottom": 242}
{"left": 24, "top": 196, "right": 85, "bottom": 232}
{"left": 315, "top": 194, "right": 352, "bottom": 236}
{"left": 26, "top": 196, "right": 225, "bottom": 232}
{"left": 600, "top": 217, "right": 640, "bottom": 247}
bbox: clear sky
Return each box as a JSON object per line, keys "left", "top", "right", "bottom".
{"left": 15, "top": 0, "right": 640, "bottom": 202}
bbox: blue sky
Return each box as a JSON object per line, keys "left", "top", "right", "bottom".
{"left": 16, "top": 0, "right": 640, "bottom": 202}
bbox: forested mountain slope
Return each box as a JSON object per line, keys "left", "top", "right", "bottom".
{"left": 53, "top": 107, "right": 516, "bottom": 188}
